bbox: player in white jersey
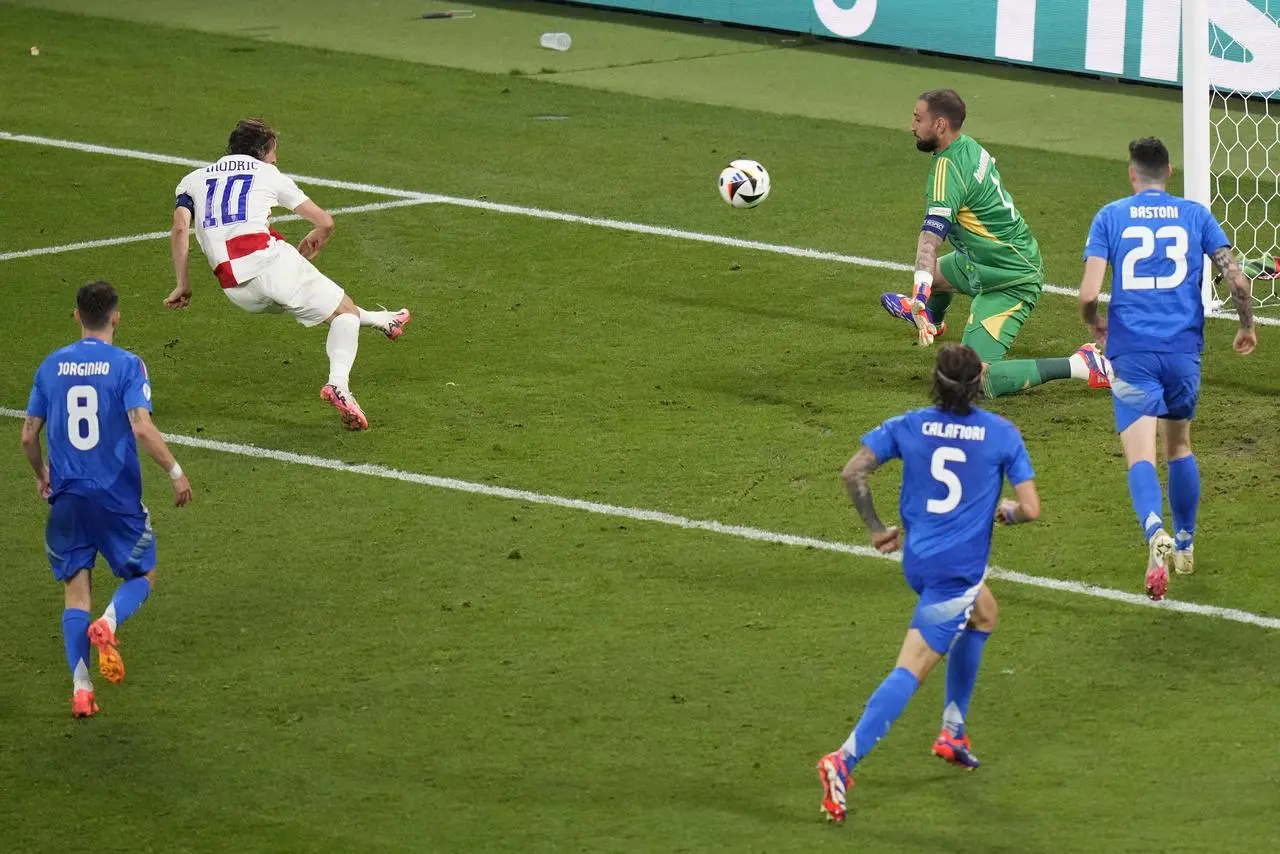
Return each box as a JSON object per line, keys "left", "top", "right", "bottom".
{"left": 165, "top": 118, "right": 411, "bottom": 430}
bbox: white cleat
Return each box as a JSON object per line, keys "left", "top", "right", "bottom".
{"left": 1172, "top": 545, "right": 1195, "bottom": 576}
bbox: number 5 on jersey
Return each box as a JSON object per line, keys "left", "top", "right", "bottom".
{"left": 927, "top": 446, "right": 965, "bottom": 514}
{"left": 202, "top": 173, "right": 256, "bottom": 229}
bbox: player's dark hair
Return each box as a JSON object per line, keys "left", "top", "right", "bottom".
{"left": 1129, "top": 137, "right": 1170, "bottom": 183}
{"left": 227, "top": 118, "right": 278, "bottom": 160}
{"left": 931, "top": 344, "right": 984, "bottom": 415}
{"left": 919, "top": 89, "right": 966, "bottom": 130}
{"left": 77, "top": 280, "right": 119, "bottom": 330}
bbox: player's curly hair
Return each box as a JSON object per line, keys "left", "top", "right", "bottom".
{"left": 77, "top": 280, "right": 119, "bottom": 330}
{"left": 931, "top": 343, "right": 984, "bottom": 415}
{"left": 227, "top": 118, "right": 278, "bottom": 160}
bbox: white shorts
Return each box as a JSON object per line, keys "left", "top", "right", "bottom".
{"left": 222, "top": 244, "right": 345, "bottom": 327}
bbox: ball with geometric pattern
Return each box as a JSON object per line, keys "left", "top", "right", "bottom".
{"left": 717, "top": 159, "right": 771, "bottom": 208}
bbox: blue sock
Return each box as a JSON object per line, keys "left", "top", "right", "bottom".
{"left": 839, "top": 667, "right": 920, "bottom": 767}
{"left": 943, "top": 628, "right": 990, "bottom": 738}
{"left": 1127, "top": 461, "right": 1165, "bottom": 541}
{"left": 104, "top": 577, "right": 152, "bottom": 631}
{"left": 1167, "top": 455, "right": 1200, "bottom": 551}
{"left": 62, "top": 608, "right": 92, "bottom": 690}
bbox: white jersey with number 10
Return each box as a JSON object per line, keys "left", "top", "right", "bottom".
{"left": 174, "top": 155, "right": 310, "bottom": 288}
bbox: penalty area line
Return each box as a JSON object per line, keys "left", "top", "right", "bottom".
{"left": 0, "top": 197, "right": 437, "bottom": 262}
{"left": 2, "top": 407, "right": 1278, "bottom": 633}
{"left": 4, "top": 130, "right": 1275, "bottom": 327}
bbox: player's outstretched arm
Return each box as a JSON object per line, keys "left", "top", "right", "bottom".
{"left": 842, "top": 446, "right": 900, "bottom": 552}
{"left": 294, "top": 200, "right": 335, "bottom": 260}
{"left": 128, "top": 407, "right": 192, "bottom": 507}
{"left": 1078, "top": 256, "right": 1109, "bottom": 346}
{"left": 1210, "top": 246, "right": 1257, "bottom": 355}
{"left": 996, "top": 480, "right": 1040, "bottom": 525}
{"left": 166, "top": 207, "right": 194, "bottom": 310}
{"left": 19, "top": 415, "right": 50, "bottom": 499}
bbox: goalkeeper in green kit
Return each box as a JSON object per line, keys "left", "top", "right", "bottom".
{"left": 880, "top": 89, "right": 1113, "bottom": 397}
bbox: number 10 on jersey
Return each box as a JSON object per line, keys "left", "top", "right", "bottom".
{"left": 202, "top": 174, "right": 255, "bottom": 229}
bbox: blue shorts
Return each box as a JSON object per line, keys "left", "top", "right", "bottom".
{"left": 903, "top": 563, "right": 985, "bottom": 655}
{"left": 45, "top": 494, "right": 156, "bottom": 582}
{"left": 1110, "top": 352, "right": 1201, "bottom": 433}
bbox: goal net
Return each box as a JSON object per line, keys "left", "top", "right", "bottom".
{"left": 1191, "top": 0, "right": 1280, "bottom": 310}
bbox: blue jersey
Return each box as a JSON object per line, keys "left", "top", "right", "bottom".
{"left": 1083, "top": 189, "right": 1230, "bottom": 358}
{"left": 26, "top": 338, "right": 153, "bottom": 515}
{"left": 861, "top": 406, "right": 1034, "bottom": 586}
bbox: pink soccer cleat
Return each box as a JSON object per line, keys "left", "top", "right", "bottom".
{"left": 321, "top": 384, "right": 369, "bottom": 431}
{"left": 382, "top": 308, "right": 412, "bottom": 341}
{"left": 72, "top": 689, "right": 100, "bottom": 718}
{"left": 87, "top": 618, "right": 125, "bottom": 684}
{"left": 1145, "top": 530, "right": 1175, "bottom": 601}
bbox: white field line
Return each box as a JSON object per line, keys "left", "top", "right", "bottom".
{"left": 3, "top": 131, "right": 1277, "bottom": 327}
{"left": 0, "top": 131, "right": 426, "bottom": 199}
{"left": 2, "top": 406, "right": 1277, "bottom": 633}
{"left": 0, "top": 198, "right": 437, "bottom": 263}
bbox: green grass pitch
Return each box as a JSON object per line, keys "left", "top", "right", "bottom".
{"left": 2, "top": 2, "right": 1280, "bottom": 852}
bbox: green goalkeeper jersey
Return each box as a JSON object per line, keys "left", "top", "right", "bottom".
{"left": 924, "top": 134, "right": 1043, "bottom": 292}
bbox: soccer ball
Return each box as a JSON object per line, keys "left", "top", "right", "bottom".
{"left": 718, "top": 159, "right": 770, "bottom": 209}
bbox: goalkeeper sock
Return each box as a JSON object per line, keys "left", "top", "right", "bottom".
{"left": 840, "top": 667, "right": 919, "bottom": 767}
{"left": 1127, "top": 461, "right": 1165, "bottom": 541}
{"left": 1167, "top": 455, "right": 1200, "bottom": 550}
{"left": 943, "top": 628, "right": 990, "bottom": 739}
{"left": 926, "top": 291, "right": 953, "bottom": 325}
{"left": 325, "top": 313, "right": 360, "bottom": 390}
{"left": 982, "top": 359, "right": 1074, "bottom": 398}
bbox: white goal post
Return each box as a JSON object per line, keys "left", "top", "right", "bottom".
{"left": 1184, "top": 0, "right": 1280, "bottom": 311}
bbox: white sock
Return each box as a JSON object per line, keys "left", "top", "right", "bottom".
{"left": 1068, "top": 352, "right": 1089, "bottom": 380}
{"left": 326, "top": 313, "right": 360, "bottom": 390}
{"left": 357, "top": 307, "right": 395, "bottom": 329}
{"left": 73, "top": 659, "right": 93, "bottom": 693}
{"left": 103, "top": 603, "right": 118, "bottom": 634}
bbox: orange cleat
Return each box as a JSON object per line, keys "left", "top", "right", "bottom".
{"left": 1075, "top": 342, "right": 1113, "bottom": 390}
{"left": 816, "top": 751, "right": 853, "bottom": 824}
{"left": 87, "top": 618, "right": 125, "bottom": 684}
{"left": 321, "top": 384, "right": 369, "bottom": 431}
{"left": 932, "top": 730, "right": 982, "bottom": 769}
{"left": 880, "top": 292, "right": 947, "bottom": 343}
{"left": 72, "top": 689, "right": 100, "bottom": 718}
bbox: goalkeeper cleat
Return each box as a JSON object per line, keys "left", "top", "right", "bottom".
{"left": 87, "top": 618, "right": 125, "bottom": 684}
{"left": 932, "top": 730, "right": 982, "bottom": 770}
{"left": 1075, "top": 342, "right": 1113, "bottom": 389}
{"left": 321, "top": 384, "right": 369, "bottom": 431}
{"left": 880, "top": 293, "right": 947, "bottom": 341}
{"left": 72, "top": 689, "right": 99, "bottom": 718}
{"left": 382, "top": 308, "right": 412, "bottom": 341}
{"left": 817, "top": 751, "right": 852, "bottom": 824}
{"left": 1145, "top": 529, "right": 1175, "bottom": 601}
